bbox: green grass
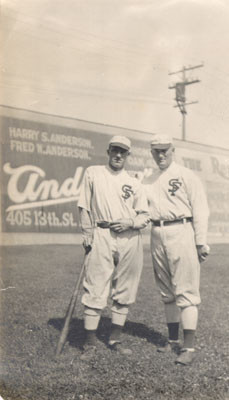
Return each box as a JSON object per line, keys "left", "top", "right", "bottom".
{"left": 0, "top": 244, "right": 229, "bottom": 400}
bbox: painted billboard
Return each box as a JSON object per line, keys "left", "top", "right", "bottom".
{"left": 175, "top": 146, "right": 229, "bottom": 239}
{"left": 0, "top": 116, "right": 154, "bottom": 233}
{"left": 1, "top": 111, "right": 229, "bottom": 241}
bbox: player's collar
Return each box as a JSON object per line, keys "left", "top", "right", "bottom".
{"left": 106, "top": 164, "right": 126, "bottom": 175}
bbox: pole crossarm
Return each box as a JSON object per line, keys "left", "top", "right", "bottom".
{"left": 169, "top": 80, "right": 200, "bottom": 90}
{"left": 168, "top": 63, "right": 204, "bottom": 75}
{"left": 168, "top": 63, "right": 203, "bottom": 141}
{"left": 174, "top": 101, "right": 199, "bottom": 109}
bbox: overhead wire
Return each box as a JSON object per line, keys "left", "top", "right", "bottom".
{"left": 3, "top": 0, "right": 229, "bottom": 135}
{"left": 0, "top": 80, "right": 172, "bottom": 106}
{"left": 2, "top": 12, "right": 165, "bottom": 71}
{"left": 1, "top": 8, "right": 171, "bottom": 106}
{"left": 2, "top": 1, "right": 166, "bottom": 66}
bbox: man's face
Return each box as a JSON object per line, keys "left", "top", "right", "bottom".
{"left": 151, "top": 145, "right": 174, "bottom": 170}
{"left": 107, "top": 145, "right": 130, "bottom": 171}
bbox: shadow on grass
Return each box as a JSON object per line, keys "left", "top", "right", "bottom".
{"left": 48, "top": 316, "right": 165, "bottom": 350}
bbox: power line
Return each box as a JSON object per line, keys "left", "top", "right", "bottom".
{"left": 2, "top": 12, "right": 165, "bottom": 71}
{"left": 0, "top": 82, "right": 171, "bottom": 106}
{"left": 2, "top": 2, "right": 167, "bottom": 64}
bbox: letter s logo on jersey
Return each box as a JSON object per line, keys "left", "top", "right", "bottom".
{"left": 122, "top": 184, "right": 133, "bottom": 200}
{"left": 168, "top": 178, "right": 182, "bottom": 196}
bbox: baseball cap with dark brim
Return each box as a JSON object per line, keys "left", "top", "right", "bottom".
{"left": 150, "top": 134, "right": 173, "bottom": 150}
{"left": 109, "top": 135, "right": 131, "bottom": 150}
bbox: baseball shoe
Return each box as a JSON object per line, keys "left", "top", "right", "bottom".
{"left": 175, "top": 348, "right": 195, "bottom": 366}
{"left": 108, "top": 341, "right": 132, "bottom": 356}
{"left": 80, "top": 345, "right": 97, "bottom": 361}
{"left": 157, "top": 340, "right": 180, "bottom": 354}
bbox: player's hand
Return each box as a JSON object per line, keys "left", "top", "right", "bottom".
{"left": 109, "top": 219, "right": 134, "bottom": 233}
{"left": 82, "top": 236, "right": 92, "bottom": 253}
{"left": 84, "top": 245, "right": 92, "bottom": 254}
{"left": 196, "top": 244, "right": 210, "bottom": 263}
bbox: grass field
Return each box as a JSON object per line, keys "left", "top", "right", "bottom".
{"left": 0, "top": 243, "right": 228, "bottom": 400}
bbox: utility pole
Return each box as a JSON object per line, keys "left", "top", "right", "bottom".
{"left": 168, "top": 64, "right": 203, "bottom": 141}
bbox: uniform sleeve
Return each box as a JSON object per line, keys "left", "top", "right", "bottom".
{"left": 78, "top": 207, "right": 93, "bottom": 243}
{"left": 78, "top": 168, "right": 94, "bottom": 242}
{"left": 183, "top": 169, "right": 209, "bottom": 245}
{"left": 132, "top": 182, "right": 150, "bottom": 229}
{"left": 77, "top": 168, "right": 92, "bottom": 212}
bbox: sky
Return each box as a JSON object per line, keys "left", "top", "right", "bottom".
{"left": 2, "top": 0, "right": 229, "bottom": 149}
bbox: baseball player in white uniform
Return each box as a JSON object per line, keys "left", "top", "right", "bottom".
{"left": 78, "top": 135, "right": 149, "bottom": 360}
{"left": 143, "top": 134, "right": 210, "bottom": 365}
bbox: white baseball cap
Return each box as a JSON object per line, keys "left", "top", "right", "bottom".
{"left": 151, "top": 134, "right": 173, "bottom": 149}
{"left": 109, "top": 135, "right": 131, "bottom": 150}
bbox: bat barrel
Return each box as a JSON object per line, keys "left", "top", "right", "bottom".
{"left": 55, "top": 252, "right": 88, "bottom": 356}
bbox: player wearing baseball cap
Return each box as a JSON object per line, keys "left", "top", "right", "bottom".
{"left": 143, "top": 134, "right": 210, "bottom": 365}
{"left": 78, "top": 135, "right": 150, "bottom": 360}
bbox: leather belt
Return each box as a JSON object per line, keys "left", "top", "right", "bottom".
{"left": 152, "top": 217, "right": 193, "bottom": 227}
{"left": 96, "top": 221, "right": 111, "bottom": 229}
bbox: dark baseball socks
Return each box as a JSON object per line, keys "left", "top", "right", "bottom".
{"left": 183, "top": 329, "right": 195, "bottom": 349}
{"left": 168, "top": 322, "right": 179, "bottom": 341}
{"left": 84, "top": 329, "right": 97, "bottom": 347}
{"left": 109, "top": 323, "right": 123, "bottom": 345}
{"left": 167, "top": 323, "right": 196, "bottom": 348}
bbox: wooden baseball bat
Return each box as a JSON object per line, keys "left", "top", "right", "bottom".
{"left": 56, "top": 251, "right": 89, "bottom": 356}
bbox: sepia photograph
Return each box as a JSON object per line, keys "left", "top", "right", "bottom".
{"left": 0, "top": 1, "right": 229, "bottom": 399}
